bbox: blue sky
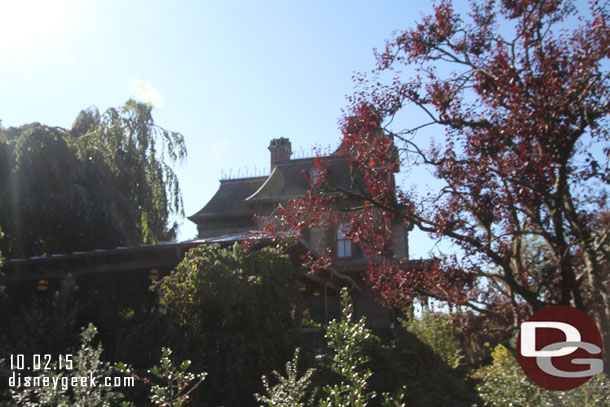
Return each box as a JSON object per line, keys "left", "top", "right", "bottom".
{"left": 0, "top": 0, "right": 444, "bottom": 257}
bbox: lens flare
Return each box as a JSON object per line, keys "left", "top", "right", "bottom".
{"left": 128, "top": 79, "right": 165, "bottom": 107}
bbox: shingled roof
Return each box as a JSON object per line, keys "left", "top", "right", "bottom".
{"left": 246, "top": 156, "right": 356, "bottom": 203}
{"left": 188, "top": 176, "right": 267, "bottom": 221}
{"left": 188, "top": 138, "right": 370, "bottom": 239}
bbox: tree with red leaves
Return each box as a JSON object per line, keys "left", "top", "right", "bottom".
{"left": 260, "top": 0, "right": 610, "bottom": 370}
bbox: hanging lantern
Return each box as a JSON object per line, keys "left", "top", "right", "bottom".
{"left": 36, "top": 280, "right": 49, "bottom": 292}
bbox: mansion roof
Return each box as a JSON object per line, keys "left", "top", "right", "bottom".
{"left": 189, "top": 153, "right": 358, "bottom": 224}
{"left": 188, "top": 176, "right": 267, "bottom": 222}
{"left": 246, "top": 157, "right": 355, "bottom": 203}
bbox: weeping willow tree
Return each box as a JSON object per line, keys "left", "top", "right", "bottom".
{"left": 0, "top": 100, "right": 186, "bottom": 258}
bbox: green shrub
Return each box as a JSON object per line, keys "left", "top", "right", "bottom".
{"left": 118, "top": 347, "right": 206, "bottom": 407}
{"left": 404, "top": 312, "right": 464, "bottom": 369}
{"left": 9, "top": 324, "right": 130, "bottom": 407}
{"left": 360, "top": 310, "right": 482, "bottom": 407}
{"left": 5, "top": 322, "right": 207, "bottom": 407}
{"left": 4, "top": 277, "right": 79, "bottom": 356}
{"left": 157, "top": 243, "right": 301, "bottom": 406}
{"left": 257, "top": 288, "right": 405, "bottom": 407}
{"left": 475, "top": 344, "right": 610, "bottom": 407}
{"left": 254, "top": 348, "right": 317, "bottom": 407}
{"left": 318, "top": 288, "right": 378, "bottom": 407}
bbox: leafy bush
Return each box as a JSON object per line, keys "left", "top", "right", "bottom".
{"left": 3, "top": 277, "right": 79, "bottom": 357}
{"left": 361, "top": 311, "right": 481, "bottom": 407}
{"left": 157, "top": 243, "right": 301, "bottom": 406}
{"left": 475, "top": 344, "right": 610, "bottom": 407}
{"left": 257, "top": 288, "right": 405, "bottom": 407}
{"left": 5, "top": 321, "right": 207, "bottom": 407}
{"left": 118, "top": 347, "right": 206, "bottom": 407}
{"left": 318, "top": 288, "right": 379, "bottom": 407}
{"left": 9, "top": 324, "right": 129, "bottom": 407}
{"left": 404, "top": 311, "right": 464, "bottom": 369}
{"left": 255, "top": 348, "right": 316, "bottom": 407}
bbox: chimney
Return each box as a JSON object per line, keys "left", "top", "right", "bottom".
{"left": 268, "top": 137, "right": 292, "bottom": 170}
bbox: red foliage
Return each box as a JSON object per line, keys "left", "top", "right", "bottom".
{"left": 258, "top": 0, "right": 610, "bottom": 370}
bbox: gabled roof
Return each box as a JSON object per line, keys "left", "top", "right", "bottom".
{"left": 188, "top": 176, "right": 267, "bottom": 221}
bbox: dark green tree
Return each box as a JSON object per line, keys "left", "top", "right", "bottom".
{"left": 156, "top": 243, "right": 301, "bottom": 407}
{"left": 0, "top": 100, "right": 185, "bottom": 258}
{"left": 0, "top": 227, "right": 3, "bottom": 293}
{"left": 0, "top": 128, "right": 8, "bottom": 271}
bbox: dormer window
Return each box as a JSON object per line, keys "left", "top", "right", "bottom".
{"left": 337, "top": 223, "right": 352, "bottom": 258}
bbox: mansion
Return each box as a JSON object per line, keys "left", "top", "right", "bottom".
{"left": 2, "top": 137, "right": 414, "bottom": 342}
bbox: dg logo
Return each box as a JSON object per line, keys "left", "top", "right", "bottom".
{"left": 518, "top": 305, "right": 604, "bottom": 391}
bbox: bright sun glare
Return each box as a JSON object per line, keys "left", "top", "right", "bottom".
{"left": 0, "top": 0, "right": 71, "bottom": 63}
